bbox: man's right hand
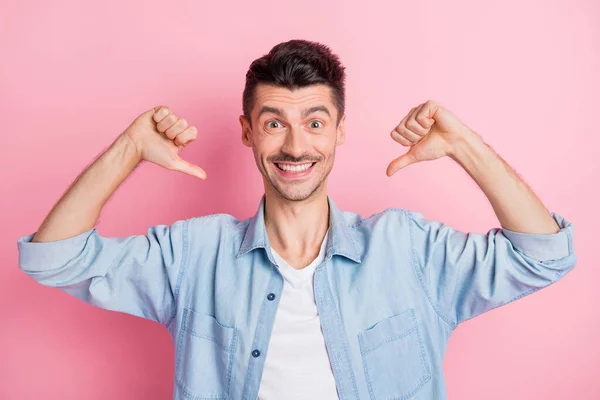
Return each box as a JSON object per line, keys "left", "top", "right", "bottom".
{"left": 123, "top": 106, "right": 207, "bottom": 179}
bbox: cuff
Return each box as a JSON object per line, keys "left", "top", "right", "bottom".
{"left": 501, "top": 211, "right": 573, "bottom": 262}
{"left": 17, "top": 228, "right": 97, "bottom": 272}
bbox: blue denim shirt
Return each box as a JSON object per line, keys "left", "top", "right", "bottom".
{"left": 17, "top": 196, "right": 576, "bottom": 400}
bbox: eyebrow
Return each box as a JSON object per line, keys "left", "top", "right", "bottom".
{"left": 302, "top": 106, "right": 331, "bottom": 118}
{"left": 257, "top": 105, "right": 331, "bottom": 119}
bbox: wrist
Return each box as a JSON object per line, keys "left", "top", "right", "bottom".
{"left": 113, "top": 133, "right": 143, "bottom": 166}
{"left": 447, "top": 129, "right": 488, "bottom": 164}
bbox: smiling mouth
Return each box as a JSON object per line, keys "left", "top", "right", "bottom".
{"left": 274, "top": 162, "right": 316, "bottom": 172}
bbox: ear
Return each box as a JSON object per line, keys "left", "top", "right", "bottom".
{"left": 336, "top": 114, "right": 346, "bottom": 146}
{"left": 239, "top": 115, "right": 252, "bottom": 148}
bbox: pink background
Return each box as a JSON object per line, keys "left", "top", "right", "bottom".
{"left": 1, "top": 0, "right": 598, "bottom": 398}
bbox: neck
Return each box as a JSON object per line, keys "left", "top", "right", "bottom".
{"left": 263, "top": 185, "right": 330, "bottom": 268}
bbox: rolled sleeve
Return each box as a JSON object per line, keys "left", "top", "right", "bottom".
{"left": 501, "top": 212, "right": 573, "bottom": 262}
{"left": 17, "top": 228, "right": 97, "bottom": 272}
{"left": 407, "top": 209, "right": 577, "bottom": 327}
{"left": 16, "top": 220, "right": 188, "bottom": 325}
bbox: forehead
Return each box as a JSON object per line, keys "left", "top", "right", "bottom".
{"left": 252, "top": 83, "right": 336, "bottom": 117}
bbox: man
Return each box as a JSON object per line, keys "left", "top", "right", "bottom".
{"left": 17, "top": 40, "right": 576, "bottom": 400}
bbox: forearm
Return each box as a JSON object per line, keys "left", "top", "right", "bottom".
{"left": 32, "top": 134, "right": 142, "bottom": 242}
{"left": 448, "top": 130, "right": 560, "bottom": 234}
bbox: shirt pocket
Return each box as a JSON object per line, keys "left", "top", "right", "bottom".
{"left": 175, "top": 308, "right": 238, "bottom": 399}
{"left": 357, "top": 308, "right": 431, "bottom": 400}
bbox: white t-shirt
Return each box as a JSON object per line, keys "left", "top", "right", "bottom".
{"left": 257, "top": 231, "right": 339, "bottom": 399}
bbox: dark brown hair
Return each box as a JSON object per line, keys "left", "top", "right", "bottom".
{"left": 242, "top": 39, "right": 346, "bottom": 127}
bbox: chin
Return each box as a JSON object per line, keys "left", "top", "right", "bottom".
{"left": 271, "top": 180, "right": 323, "bottom": 202}
{"left": 279, "top": 192, "right": 313, "bottom": 202}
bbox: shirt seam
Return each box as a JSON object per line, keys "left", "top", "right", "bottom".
{"left": 165, "top": 218, "right": 190, "bottom": 328}
{"left": 350, "top": 207, "right": 400, "bottom": 229}
{"left": 88, "top": 233, "right": 130, "bottom": 290}
{"left": 405, "top": 209, "right": 458, "bottom": 330}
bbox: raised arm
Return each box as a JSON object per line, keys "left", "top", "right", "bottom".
{"left": 387, "top": 100, "right": 576, "bottom": 327}
{"left": 18, "top": 106, "right": 206, "bottom": 325}
{"left": 31, "top": 106, "right": 205, "bottom": 243}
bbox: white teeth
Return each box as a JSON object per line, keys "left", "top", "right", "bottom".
{"left": 277, "top": 163, "right": 313, "bottom": 172}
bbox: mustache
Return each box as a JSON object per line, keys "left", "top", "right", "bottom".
{"left": 269, "top": 153, "right": 322, "bottom": 163}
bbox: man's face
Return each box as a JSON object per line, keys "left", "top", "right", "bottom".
{"left": 240, "top": 83, "right": 346, "bottom": 201}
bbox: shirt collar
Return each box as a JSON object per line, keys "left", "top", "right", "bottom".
{"left": 236, "top": 194, "right": 362, "bottom": 264}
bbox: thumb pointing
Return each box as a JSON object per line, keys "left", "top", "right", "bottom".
{"left": 386, "top": 152, "right": 416, "bottom": 176}
{"left": 174, "top": 156, "right": 207, "bottom": 180}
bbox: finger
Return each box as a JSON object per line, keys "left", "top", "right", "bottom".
{"left": 153, "top": 106, "right": 170, "bottom": 123}
{"left": 395, "top": 124, "right": 421, "bottom": 144}
{"left": 390, "top": 107, "right": 413, "bottom": 144}
{"left": 386, "top": 151, "right": 417, "bottom": 176}
{"left": 390, "top": 128, "right": 413, "bottom": 146}
{"left": 395, "top": 107, "right": 414, "bottom": 131}
{"left": 414, "top": 103, "right": 436, "bottom": 131}
{"left": 394, "top": 107, "right": 420, "bottom": 144}
{"left": 406, "top": 104, "right": 429, "bottom": 136}
{"left": 174, "top": 126, "right": 198, "bottom": 147}
{"left": 156, "top": 112, "right": 179, "bottom": 133}
{"left": 173, "top": 156, "right": 207, "bottom": 180}
{"left": 165, "top": 118, "right": 189, "bottom": 140}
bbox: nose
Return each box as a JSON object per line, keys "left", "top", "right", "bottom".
{"left": 281, "top": 126, "right": 310, "bottom": 158}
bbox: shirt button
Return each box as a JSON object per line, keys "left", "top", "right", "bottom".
{"left": 267, "top": 293, "right": 276, "bottom": 301}
{"left": 252, "top": 349, "right": 261, "bottom": 358}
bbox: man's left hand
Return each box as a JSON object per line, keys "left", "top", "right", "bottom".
{"left": 386, "top": 100, "right": 476, "bottom": 176}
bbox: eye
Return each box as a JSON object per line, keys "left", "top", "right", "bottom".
{"left": 309, "top": 120, "right": 323, "bottom": 129}
{"left": 266, "top": 120, "right": 282, "bottom": 129}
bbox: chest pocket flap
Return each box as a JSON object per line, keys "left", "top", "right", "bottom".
{"left": 176, "top": 308, "right": 238, "bottom": 399}
{"left": 358, "top": 308, "right": 431, "bottom": 399}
